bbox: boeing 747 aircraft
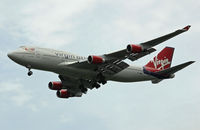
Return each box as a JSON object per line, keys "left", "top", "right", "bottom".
{"left": 8, "top": 25, "right": 194, "bottom": 99}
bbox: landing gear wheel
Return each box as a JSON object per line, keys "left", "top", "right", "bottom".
{"left": 102, "top": 80, "right": 107, "bottom": 85}
{"left": 28, "top": 71, "right": 33, "bottom": 76}
{"left": 95, "top": 84, "right": 101, "bottom": 89}
{"left": 82, "top": 88, "right": 88, "bottom": 94}
{"left": 97, "top": 73, "right": 107, "bottom": 85}
{"left": 26, "top": 65, "right": 33, "bottom": 76}
{"left": 92, "top": 82, "right": 101, "bottom": 89}
{"left": 79, "top": 85, "right": 88, "bottom": 94}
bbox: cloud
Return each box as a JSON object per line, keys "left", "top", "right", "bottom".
{"left": 0, "top": 0, "right": 97, "bottom": 49}
{"left": 0, "top": 49, "right": 12, "bottom": 65}
{"left": 0, "top": 50, "right": 7, "bottom": 62}
{"left": 0, "top": 80, "right": 32, "bottom": 106}
{"left": 0, "top": 80, "right": 53, "bottom": 113}
{"left": 59, "top": 114, "right": 73, "bottom": 123}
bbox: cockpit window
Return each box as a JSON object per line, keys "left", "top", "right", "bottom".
{"left": 20, "top": 46, "right": 35, "bottom": 52}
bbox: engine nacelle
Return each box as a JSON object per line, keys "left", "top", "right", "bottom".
{"left": 88, "top": 55, "right": 105, "bottom": 64}
{"left": 56, "top": 89, "right": 71, "bottom": 98}
{"left": 127, "top": 44, "right": 143, "bottom": 53}
{"left": 48, "top": 81, "right": 62, "bottom": 90}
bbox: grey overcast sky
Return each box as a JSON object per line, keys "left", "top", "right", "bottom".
{"left": 0, "top": 0, "right": 199, "bottom": 130}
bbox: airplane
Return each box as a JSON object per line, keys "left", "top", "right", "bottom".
{"left": 7, "top": 25, "right": 195, "bottom": 99}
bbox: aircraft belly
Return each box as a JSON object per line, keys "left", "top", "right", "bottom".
{"left": 110, "top": 66, "right": 155, "bottom": 82}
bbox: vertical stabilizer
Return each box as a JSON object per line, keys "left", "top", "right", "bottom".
{"left": 145, "top": 47, "right": 174, "bottom": 71}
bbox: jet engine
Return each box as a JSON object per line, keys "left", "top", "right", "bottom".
{"left": 48, "top": 81, "right": 62, "bottom": 90}
{"left": 127, "top": 44, "right": 143, "bottom": 53}
{"left": 56, "top": 89, "right": 71, "bottom": 98}
{"left": 88, "top": 55, "right": 105, "bottom": 64}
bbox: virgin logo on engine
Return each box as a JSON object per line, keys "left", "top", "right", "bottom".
{"left": 152, "top": 56, "right": 171, "bottom": 70}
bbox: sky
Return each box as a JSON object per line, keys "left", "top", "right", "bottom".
{"left": 0, "top": 0, "right": 200, "bottom": 130}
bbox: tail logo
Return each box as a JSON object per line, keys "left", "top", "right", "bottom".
{"left": 152, "top": 56, "right": 171, "bottom": 70}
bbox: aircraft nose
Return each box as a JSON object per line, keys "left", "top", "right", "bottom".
{"left": 7, "top": 49, "right": 26, "bottom": 65}
{"left": 7, "top": 52, "right": 14, "bottom": 59}
{"left": 7, "top": 51, "right": 18, "bottom": 61}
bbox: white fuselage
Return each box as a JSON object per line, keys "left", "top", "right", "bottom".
{"left": 7, "top": 46, "right": 156, "bottom": 82}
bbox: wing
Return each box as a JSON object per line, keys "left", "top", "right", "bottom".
{"left": 57, "top": 74, "right": 96, "bottom": 97}
{"left": 104, "top": 47, "right": 156, "bottom": 61}
{"left": 67, "top": 59, "right": 130, "bottom": 76}
{"left": 68, "top": 25, "right": 191, "bottom": 76}
{"left": 141, "top": 25, "right": 191, "bottom": 49}
{"left": 58, "top": 75, "right": 82, "bottom": 96}
{"left": 105, "top": 25, "right": 191, "bottom": 59}
{"left": 67, "top": 47, "right": 156, "bottom": 75}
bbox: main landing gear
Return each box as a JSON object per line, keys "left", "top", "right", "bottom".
{"left": 92, "top": 82, "right": 101, "bottom": 89}
{"left": 27, "top": 65, "right": 33, "bottom": 76}
{"left": 79, "top": 85, "right": 88, "bottom": 94}
{"left": 87, "top": 73, "right": 107, "bottom": 90}
{"left": 97, "top": 73, "right": 107, "bottom": 85}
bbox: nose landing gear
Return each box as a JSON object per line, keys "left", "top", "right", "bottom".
{"left": 27, "top": 65, "right": 33, "bottom": 76}
{"left": 28, "top": 70, "right": 33, "bottom": 76}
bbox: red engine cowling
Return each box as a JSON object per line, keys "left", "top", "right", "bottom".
{"left": 56, "top": 89, "right": 71, "bottom": 98}
{"left": 48, "top": 81, "right": 62, "bottom": 90}
{"left": 88, "top": 55, "right": 105, "bottom": 64}
{"left": 127, "top": 44, "right": 143, "bottom": 53}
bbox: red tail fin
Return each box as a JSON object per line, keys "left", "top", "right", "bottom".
{"left": 145, "top": 47, "right": 174, "bottom": 71}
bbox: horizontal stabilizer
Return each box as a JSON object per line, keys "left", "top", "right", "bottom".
{"left": 156, "top": 61, "right": 195, "bottom": 75}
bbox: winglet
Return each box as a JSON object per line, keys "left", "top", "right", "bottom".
{"left": 182, "top": 25, "right": 191, "bottom": 31}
